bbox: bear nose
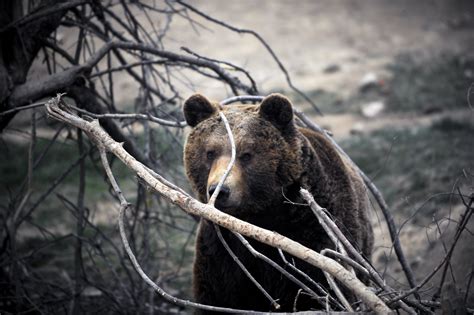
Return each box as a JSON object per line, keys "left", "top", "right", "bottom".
{"left": 208, "top": 184, "right": 230, "bottom": 207}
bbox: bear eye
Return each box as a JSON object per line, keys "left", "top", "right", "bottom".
{"left": 206, "top": 151, "right": 215, "bottom": 161}
{"left": 240, "top": 153, "right": 252, "bottom": 163}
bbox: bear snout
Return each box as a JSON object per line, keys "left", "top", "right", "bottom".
{"left": 206, "top": 181, "right": 243, "bottom": 211}
{"left": 207, "top": 184, "right": 232, "bottom": 209}
{"left": 206, "top": 156, "right": 244, "bottom": 211}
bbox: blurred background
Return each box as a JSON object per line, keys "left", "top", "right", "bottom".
{"left": 1, "top": 0, "right": 473, "bottom": 313}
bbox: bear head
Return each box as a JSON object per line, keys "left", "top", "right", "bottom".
{"left": 183, "top": 93, "right": 307, "bottom": 219}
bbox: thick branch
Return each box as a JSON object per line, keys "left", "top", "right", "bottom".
{"left": 0, "top": 0, "right": 80, "bottom": 130}
{"left": 45, "top": 95, "right": 391, "bottom": 314}
{"left": 3, "top": 40, "right": 254, "bottom": 131}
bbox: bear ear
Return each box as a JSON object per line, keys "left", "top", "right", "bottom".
{"left": 183, "top": 94, "right": 218, "bottom": 127}
{"left": 259, "top": 93, "right": 294, "bottom": 130}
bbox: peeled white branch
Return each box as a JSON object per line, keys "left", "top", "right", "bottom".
{"left": 45, "top": 95, "right": 391, "bottom": 314}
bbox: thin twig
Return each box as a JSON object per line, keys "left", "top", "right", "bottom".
{"left": 304, "top": 192, "right": 353, "bottom": 274}
{"left": 207, "top": 111, "right": 236, "bottom": 205}
{"left": 214, "top": 225, "right": 280, "bottom": 310}
{"left": 320, "top": 249, "right": 370, "bottom": 279}
{"left": 277, "top": 249, "right": 336, "bottom": 303}
{"left": 72, "top": 128, "right": 86, "bottom": 315}
{"left": 181, "top": 46, "right": 258, "bottom": 94}
{"left": 70, "top": 104, "right": 186, "bottom": 127}
{"left": 0, "top": 101, "right": 46, "bottom": 116}
{"left": 231, "top": 232, "right": 330, "bottom": 309}
{"left": 323, "top": 271, "right": 354, "bottom": 312}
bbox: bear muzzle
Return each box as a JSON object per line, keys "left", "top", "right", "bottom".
{"left": 206, "top": 180, "right": 243, "bottom": 211}
{"left": 207, "top": 157, "right": 244, "bottom": 212}
{"left": 207, "top": 183, "right": 232, "bottom": 209}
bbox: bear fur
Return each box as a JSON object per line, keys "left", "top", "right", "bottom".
{"left": 183, "top": 93, "right": 373, "bottom": 313}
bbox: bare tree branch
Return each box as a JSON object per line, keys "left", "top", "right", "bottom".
{"left": 45, "top": 94, "right": 391, "bottom": 314}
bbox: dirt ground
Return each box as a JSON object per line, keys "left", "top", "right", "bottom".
{"left": 164, "top": 0, "right": 474, "bottom": 96}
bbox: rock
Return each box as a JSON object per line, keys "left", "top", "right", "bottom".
{"left": 464, "top": 69, "right": 473, "bottom": 79}
{"left": 361, "top": 101, "right": 385, "bottom": 118}
{"left": 423, "top": 106, "right": 442, "bottom": 114}
{"left": 359, "top": 72, "right": 378, "bottom": 91}
{"left": 323, "top": 64, "right": 341, "bottom": 74}
{"left": 350, "top": 122, "right": 365, "bottom": 135}
{"left": 83, "top": 286, "right": 102, "bottom": 297}
{"left": 56, "top": 32, "right": 65, "bottom": 44}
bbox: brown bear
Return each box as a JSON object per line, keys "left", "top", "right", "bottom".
{"left": 183, "top": 93, "right": 373, "bottom": 313}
